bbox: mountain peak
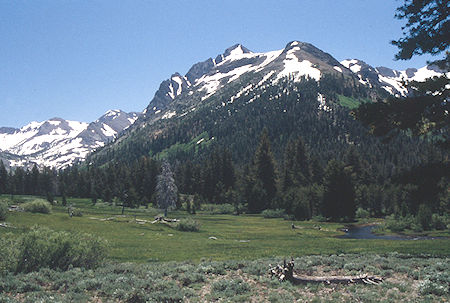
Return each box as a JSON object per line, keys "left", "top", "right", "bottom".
{"left": 48, "top": 117, "right": 65, "bottom": 122}
{"left": 286, "top": 40, "right": 304, "bottom": 47}
{"left": 213, "top": 44, "right": 253, "bottom": 66}
{"left": 104, "top": 109, "right": 122, "bottom": 117}
{"left": 223, "top": 44, "right": 252, "bottom": 58}
{"left": 283, "top": 41, "right": 316, "bottom": 51}
{"left": 171, "top": 72, "right": 183, "bottom": 79}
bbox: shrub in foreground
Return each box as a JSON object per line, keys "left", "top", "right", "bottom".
{"left": 175, "top": 218, "right": 200, "bottom": 232}
{"left": 0, "top": 201, "right": 7, "bottom": 221}
{"left": 0, "top": 236, "right": 19, "bottom": 274}
{"left": 22, "top": 199, "right": 52, "bottom": 214}
{"left": 0, "top": 226, "right": 107, "bottom": 273}
{"left": 211, "top": 278, "right": 250, "bottom": 299}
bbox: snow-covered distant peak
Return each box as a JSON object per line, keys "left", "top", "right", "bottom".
{"left": 66, "top": 120, "right": 89, "bottom": 134}
{"left": 277, "top": 56, "right": 321, "bottom": 81}
{"left": 223, "top": 44, "right": 252, "bottom": 59}
{"left": 409, "top": 66, "right": 443, "bottom": 82}
{"left": 342, "top": 59, "right": 446, "bottom": 97}
{"left": 105, "top": 109, "right": 121, "bottom": 117}
{"left": 48, "top": 119, "right": 61, "bottom": 126}
{"left": 0, "top": 111, "right": 139, "bottom": 169}
{"left": 20, "top": 121, "right": 44, "bottom": 132}
{"left": 214, "top": 44, "right": 254, "bottom": 66}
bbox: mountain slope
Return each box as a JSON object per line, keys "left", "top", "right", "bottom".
{"left": 87, "top": 41, "right": 440, "bottom": 177}
{"left": 0, "top": 110, "right": 140, "bottom": 169}
{"left": 2, "top": 41, "right": 444, "bottom": 170}
{"left": 142, "top": 42, "right": 356, "bottom": 120}
{"left": 141, "top": 41, "right": 445, "bottom": 127}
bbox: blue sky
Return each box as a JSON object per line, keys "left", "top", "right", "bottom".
{"left": 0, "top": 1, "right": 439, "bottom": 128}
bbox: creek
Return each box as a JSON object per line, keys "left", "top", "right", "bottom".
{"left": 338, "top": 225, "right": 441, "bottom": 240}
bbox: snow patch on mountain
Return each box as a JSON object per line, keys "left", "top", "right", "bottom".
{"left": 0, "top": 110, "right": 140, "bottom": 169}
{"left": 341, "top": 59, "right": 445, "bottom": 97}
{"left": 277, "top": 55, "right": 321, "bottom": 81}
{"left": 101, "top": 123, "right": 116, "bottom": 137}
{"left": 161, "top": 111, "right": 176, "bottom": 119}
{"left": 333, "top": 66, "right": 343, "bottom": 73}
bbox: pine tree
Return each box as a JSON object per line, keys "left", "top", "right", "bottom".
{"left": 126, "top": 186, "right": 139, "bottom": 208}
{"left": 310, "top": 156, "right": 324, "bottom": 184}
{"left": 282, "top": 136, "right": 310, "bottom": 190}
{"left": 221, "top": 148, "right": 236, "bottom": 190}
{"left": 252, "top": 129, "right": 277, "bottom": 211}
{"left": 322, "top": 160, "right": 356, "bottom": 221}
{"left": 30, "top": 164, "right": 40, "bottom": 195}
{"left": 156, "top": 161, "right": 178, "bottom": 216}
{"left": 0, "top": 161, "right": 8, "bottom": 194}
{"left": 102, "top": 187, "right": 113, "bottom": 203}
{"left": 282, "top": 139, "right": 296, "bottom": 190}
{"left": 62, "top": 192, "right": 67, "bottom": 206}
{"left": 344, "top": 145, "right": 369, "bottom": 184}
{"left": 46, "top": 191, "right": 54, "bottom": 205}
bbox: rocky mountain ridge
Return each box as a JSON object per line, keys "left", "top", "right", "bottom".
{"left": 0, "top": 110, "right": 140, "bottom": 169}
{"left": 1, "top": 41, "right": 445, "bottom": 169}
{"left": 141, "top": 41, "right": 444, "bottom": 125}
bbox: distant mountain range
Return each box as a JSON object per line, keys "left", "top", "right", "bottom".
{"left": 0, "top": 41, "right": 445, "bottom": 169}
{"left": 0, "top": 110, "right": 140, "bottom": 169}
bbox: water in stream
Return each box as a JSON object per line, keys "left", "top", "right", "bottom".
{"left": 338, "top": 225, "right": 440, "bottom": 240}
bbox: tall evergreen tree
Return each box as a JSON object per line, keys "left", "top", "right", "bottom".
{"left": 251, "top": 128, "right": 277, "bottom": 211}
{"left": 310, "top": 156, "right": 324, "bottom": 184}
{"left": 0, "top": 161, "right": 8, "bottom": 194}
{"left": 221, "top": 148, "right": 236, "bottom": 190}
{"left": 322, "top": 160, "right": 356, "bottom": 221}
{"left": 13, "top": 167, "right": 25, "bottom": 195}
{"left": 282, "top": 136, "right": 310, "bottom": 190}
{"left": 30, "top": 164, "right": 40, "bottom": 195}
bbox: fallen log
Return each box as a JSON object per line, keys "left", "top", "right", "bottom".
{"left": 151, "top": 216, "right": 180, "bottom": 224}
{"left": 269, "top": 259, "right": 382, "bottom": 285}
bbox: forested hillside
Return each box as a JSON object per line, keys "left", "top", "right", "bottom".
{"left": 1, "top": 74, "right": 447, "bottom": 225}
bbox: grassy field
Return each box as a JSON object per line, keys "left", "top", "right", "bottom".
{"left": 337, "top": 95, "right": 371, "bottom": 109}
{"left": 1, "top": 195, "right": 449, "bottom": 302}
{"left": 1, "top": 195, "right": 449, "bottom": 263}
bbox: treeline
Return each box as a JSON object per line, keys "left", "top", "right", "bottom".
{"left": 176, "top": 130, "right": 448, "bottom": 221}
{"left": 0, "top": 76, "right": 447, "bottom": 222}
{"left": 0, "top": 158, "right": 159, "bottom": 209}
{"left": 1, "top": 129, "right": 447, "bottom": 223}
{"left": 87, "top": 76, "right": 431, "bottom": 179}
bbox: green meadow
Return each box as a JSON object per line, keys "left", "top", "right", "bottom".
{"left": 1, "top": 195, "right": 449, "bottom": 302}
{"left": 1, "top": 195, "right": 448, "bottom": 263}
